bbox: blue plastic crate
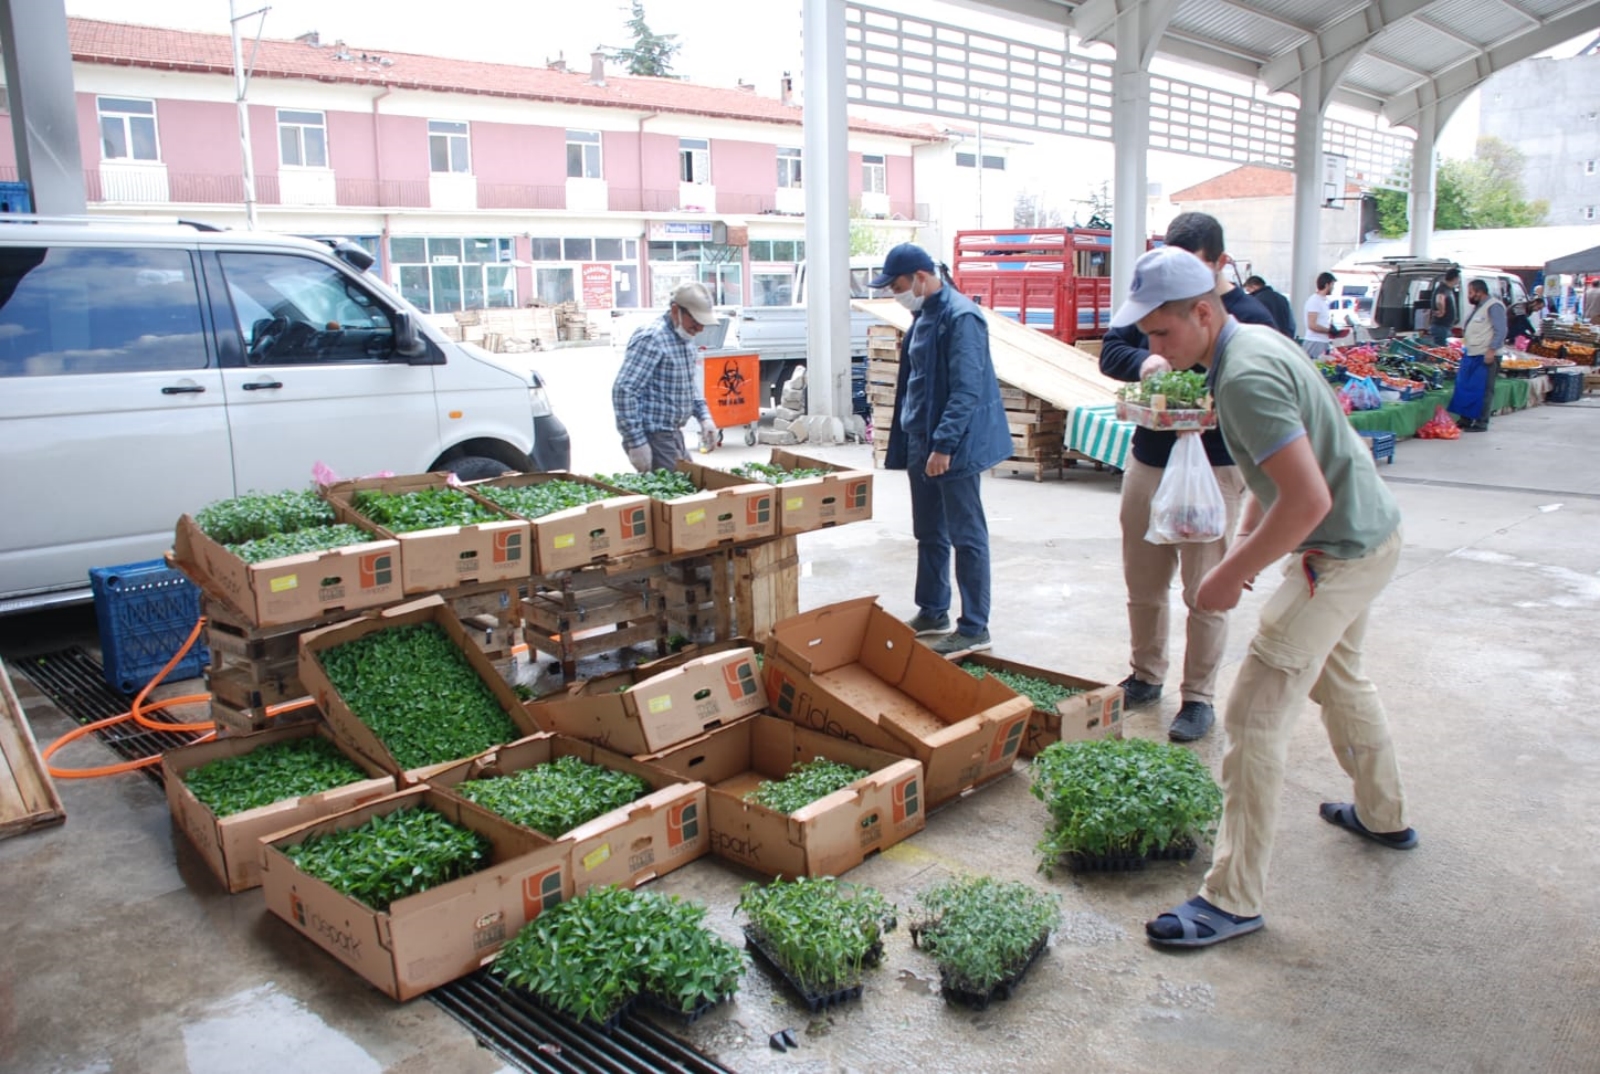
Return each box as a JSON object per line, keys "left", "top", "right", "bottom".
{"left": 89, "top": 560, "right": 210, "bottom": 694}
{"left": 0, "top": 180, "right": 32, "bottom": 214}
{"left": 1358, "top": 430, "right": 1396, "bottom": 466}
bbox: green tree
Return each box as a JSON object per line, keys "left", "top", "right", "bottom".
{"left": 1369, "top": 136, "right": 1546, "bottom": 236}
{"left": 606, "top": 1, "right": 680, "bottom": 78}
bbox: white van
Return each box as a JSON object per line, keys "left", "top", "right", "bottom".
{"left": 1369, "top": 257, "right": 1530, "bottom": 334}
{"left": 0, "top": 218, "right": 569, "bottom": 613}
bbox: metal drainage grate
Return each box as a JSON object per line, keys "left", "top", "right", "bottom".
{"left": 17, "top": 646, "right": 736, "bottom": 1074}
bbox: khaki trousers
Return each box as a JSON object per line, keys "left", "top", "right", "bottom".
{"left": 1119, "top": 458, "right": 1247, "bottom": 703}
{"left": 1200, "top": 528, "right": 1408, "bottom": 919}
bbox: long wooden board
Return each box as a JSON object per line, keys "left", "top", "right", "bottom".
{"left": 0, "top": 658, "right": 66, "bottom": 840}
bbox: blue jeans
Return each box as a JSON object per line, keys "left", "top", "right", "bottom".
{"left": 907, "top": 448, "right": 991, "bottom": 636}
{"left": 1429, "top": 324, "right": 1452, "bottom": 346}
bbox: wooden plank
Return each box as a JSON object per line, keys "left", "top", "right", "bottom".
{"left": 733, "top": 536, "right": 799, "bottom": 639}
{"left": 0, "top": 659, "right": 66, "bottom": 839}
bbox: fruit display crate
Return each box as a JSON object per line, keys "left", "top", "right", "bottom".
{"left": 90, "top": 560, "right": 210, "bottom": 694}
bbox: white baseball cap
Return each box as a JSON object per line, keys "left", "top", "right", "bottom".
{"left": 672, "top": 281, "right": 721, "bottom": 326}
{"left": 1109, "top": 246, "right": 1218, "bottom": 328}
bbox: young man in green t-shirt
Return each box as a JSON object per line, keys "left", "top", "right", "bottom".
{"left": 1111, "top": 246, "right": 1416, "bottom": 949}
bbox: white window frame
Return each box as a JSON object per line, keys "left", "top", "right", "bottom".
{"left": 777, "top": 147, "right": 803, "bottom": 189}
{"left": 680, "top": 138, "right": 711, "bottom": 185}
{"left": 277, "top": 109, "right": 328, "bottom": 169}
{"left": 428, "top": 120, "right": 471, "bottom": 174}
{"left": 567, "top": 130, "right": 603, "bottom": 179}
{"left": 862, "top": 153, "right": 886, "bottom": 195}
{"left": 96, "top": 96, "right": 160, "bottom": 162}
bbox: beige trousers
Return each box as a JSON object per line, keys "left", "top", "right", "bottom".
{"left": 1119, "top": 457, "right": 1247, "bottom": 703}
{"left": 1200, "top": 528, "right": 1408, "bottom": 919}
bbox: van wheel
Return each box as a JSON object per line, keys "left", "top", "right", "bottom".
{"left": 446, "top": 456, "right": 514, "bottom": 480}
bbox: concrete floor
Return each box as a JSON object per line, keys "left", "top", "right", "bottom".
{"left": 3, "top": 390, "right": 1599, "bottom": 1074}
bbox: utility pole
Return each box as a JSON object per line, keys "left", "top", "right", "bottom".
{"left": 230, "top": 1, "right": 270, "bottom": 229}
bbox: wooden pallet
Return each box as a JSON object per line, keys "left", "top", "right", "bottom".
{"left": 523, "top": 562, "right": 670, "bottom": 678}
{"left": 733, "top": 536, "right": 799, "bottom": 638}
{"left": 0, "top": 659, "right": 66, "bottom": 840}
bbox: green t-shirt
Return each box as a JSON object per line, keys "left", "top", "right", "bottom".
{"left": 1211, "top": 324, "right": 1401, "bottom": 559}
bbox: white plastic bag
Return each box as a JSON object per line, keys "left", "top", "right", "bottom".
{"left": 1145, "top": 432, "right": 1226, "bottom": 545}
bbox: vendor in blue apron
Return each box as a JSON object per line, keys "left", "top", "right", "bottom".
{"left": 1448, "top": 279, "right": 1506, "bottom": 433}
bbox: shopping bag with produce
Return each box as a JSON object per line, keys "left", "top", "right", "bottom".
{"left": 1415, "top": 406, "right": 1461, "bottom": 440}
{"left": 1339, "top": 374, "right": 1383, "bottom": 411}
{"left": 1146, "top": 432, "right": 1226, "bottom": 545}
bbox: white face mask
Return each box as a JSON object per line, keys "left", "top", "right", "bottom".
{"left": 894, "top": 276, "right": 925, "bottom": 313}
{"left": 674, "top": 323, "right": 696, "bottom": 342}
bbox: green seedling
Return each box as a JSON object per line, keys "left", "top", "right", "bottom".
{"left": 744, "top": 757, "right": 869, "bottom": 814}
{"left": 962, "top": 663, "right": 1085, "bottom": 712}
{"left": 909, "top": 875, "right": 1061, "bottom": 996}
{"left": 728, "top": 461, "right": 832, "bottom": 484}
{"left": 283, "top": 806, "right": 489, "bottom": 912}
{"left": 351, "top": 487, "right": 505, "bottom": 532}
{"left": 737, "top": 877, "right": 895, "bottom": 996}
{"left": 476, "top": 480, "right": 613, "bottom": 519}
{"left": 195, "top": 489, "right": 335, "bottom": 545}
{"left": 595, "top": 469, "right": 699, "bottom": 500}
{"left": 455, "top": 754, "right": 649, "bottom": 837}
{"left": 182, "top": 735, "right": 371, "bottom": 817}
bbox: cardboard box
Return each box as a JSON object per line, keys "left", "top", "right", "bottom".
{"left": 464, "top": 472, "right": 653, "bottom": 574}
{"left": 957, "top": 654, "right": 1124, "bottom": 759}
{"left": 260, "top": 785, "right": 571, "bottom": 1001}
{"left": 763, "top": 597, "right": 1033, "bottom": 808}
{"left": 698, "top": 450, "right": 873, "bottom": 535}
{"left": 605, "top": 464, "right": 775, "bottom": 554}
{"left": 642, "top": 714, "right": 923, "bottom": 879}
{"left": 162, "top": 722, "right": 395, "bottom": 892}
{"left": 171, "top": 514, "right": 401, "bottom": 629}
{"left": 299, "top": 596, "right": 543, "bottom": 782}
{"left": 530, "top": 646, "right": 766, "bottom": 755}
{"left": 427, "top": 734, "right": 707, "bottom": 892}
{"left": 324, "top": 473, "right": 531, "bottom": 594}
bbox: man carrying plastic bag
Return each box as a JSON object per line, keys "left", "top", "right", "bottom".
{"left": 1146, "top": 432, "right": 1227, "bottom": 545}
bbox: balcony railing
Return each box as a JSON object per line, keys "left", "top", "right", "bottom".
{"left": 476, "top": 182, "right": 566, "bottom": 210}
{"left": 717, "top": 192, "right": 777, "bottom": 215}
{"left": 336, "top": 178, "right": 431, "bottom": 208}
{"left": 607, "top": 188, "right": 685, "bottom": 213}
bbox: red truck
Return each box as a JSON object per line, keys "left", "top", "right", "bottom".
{"left": 951, "top": 227, "right": 1115, "bottom": 346}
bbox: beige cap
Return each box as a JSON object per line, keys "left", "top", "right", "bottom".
{"left": 672, "top": 281, "right": 720, "bottom": 326}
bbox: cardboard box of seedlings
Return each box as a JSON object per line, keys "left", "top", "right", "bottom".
{"left": 323, "top": 472, "right": 531, "bottom": 594}
{"left": 697, "top": 449, "right": 873, "bottom": 535}
{"left": 957, "top": 654, "right": 1124, "bottom": 758}
{"left": 299, "top": 596, "right": 542, "bottom": 783}
{"left": 641, "top": 714, "right": 923, "bottom": 879}
{"left": 601, "top": 464, "right": 776, "bottom": 554}
{"left": 462, "top": 472, "right": 653, "bottom": 574}
{"left": 763, "top": 597, "right": 1033, "bottom": 809}
{"left": 260, "top": 784, "right": 572, "bottom": 1001}
{"left": 162, "top": 722, "right": 396, "bottom": 893}
{"left": 529, "top": 645, "right": 766, "bottom": 756}
{"left": 171, "top": 514, "right": 402, "bottom": 629}
{"left": 427, "top": 733, "right": 707, "bottom": 893}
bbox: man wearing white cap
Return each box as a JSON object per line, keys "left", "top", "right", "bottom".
{"left": 1111, "top": 246, "right": 1414, "bottom": 950}
{"left": 612, "top": 281, "right": 721, "bottom": 472}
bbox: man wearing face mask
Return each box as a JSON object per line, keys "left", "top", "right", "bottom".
{"left": 613, "top": 281, "right": 721, "bottom": 472}
{"left": 1448, "top": 279, "right": 1506, "bottom": 433}
{"left": 874, "top": 243, "right": 1013, "bottom": 655}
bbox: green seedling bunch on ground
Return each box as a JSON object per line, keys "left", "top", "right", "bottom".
{"left": 744, "top": 758, "right": 870, "bottom": 814}
{"left": 195, "top": 489, "right": 337, "bottom": 545}
{"left": 317, "top": 623, "right": 520, "bottom": 769}
{"left": 183, "top": 736, "right": 371, "bottom": 817}
{"left": 1029, "top": 737, "right": 1221, "bottom": 870}
{"left": 909, "top": 875, "right": 1061, "bottom": 995}
{"left": 351, "top": 487, "right": 505, "bottom": 532}
{"left": 737, "top": 877, "right": 895, "bottom": 996}
{"left": 224, "top": 524, "right": 376, "bottom": 564}
{"left": 283, "top": 806, "right": 489, "bottom": 912}
{"left": 1118, "top": 369, "right": 1210, "bottom": 406}
{"left": 494, "top": 885, "right": 745, "bottom": 1024}
{"left": 476, "top": 480, "right": 612, "bottom": 519}
{"left": 962, "top": 664, "right": 1085, "bottom": 712}
{"left": 728, "top": 462, "right": 831, "bottom": 484}
{"left": 455, "top": 755, "right": 649, "bottom": 837}
{"left": 596, "top": 469, "right": 698, "bottom": 500}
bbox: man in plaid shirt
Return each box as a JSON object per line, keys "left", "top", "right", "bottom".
{"left": 613, "top": 281, "right": 721, "bottom": 472}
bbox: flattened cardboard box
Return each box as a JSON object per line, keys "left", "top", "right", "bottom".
{"left": 763, "top": 597, "right": 1032, "bottom": 809}
{"left": 619, "top": 464, "right": 775, "bottom": 554}
{"left": 260, "top": 785, "right": 571, "bottom": 1002}
{"left": 642, "top": 714, "right": 923, "bottom": 879}
{"left": 324, "top": 472, "right": 530, "bottom": 594}
{"left": 529, "top": 646, "right": 766, "bottom": 755}
{"left": 697, "top": 450, "right": 873, "bottom": 535}
{"left": 958, "top": 653, "right": 1124, "bottom": 758}
{"left": 163, "top": 722, "right": 395, "bottom": 893}
{"left": 299, "top": 596, "right": 542, "bottom": 784}
{"left": 427, "top": 733, "right": 708, "bottom": 893}
{"left": 463, "top": 472, "right": 653, "bottom": 574}
{"left": 172, "top": 514, "right": 401, "bottom": 629}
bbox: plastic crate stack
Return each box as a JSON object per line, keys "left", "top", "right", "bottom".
{"left": 89, "top": 560, "right": 210, "bottom": 694}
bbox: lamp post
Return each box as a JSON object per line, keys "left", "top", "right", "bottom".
{"left": 230, "top": 1, "right": 270, "bottom": 229}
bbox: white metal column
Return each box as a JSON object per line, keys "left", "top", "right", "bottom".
{"left": 1105, "top": 0, "right": 1176, "bottom": 309}
{"left": 0, "top": 0, "right": 86, "bottom": 214}
{"left": 1290, "top": 67, "right": 1325, "bottom": 330}
{"left": 1407, "top": 102, "right": 1438, "bottom": 260}
{"left": 803, "top": 0, "right": 852, "bottom": 429}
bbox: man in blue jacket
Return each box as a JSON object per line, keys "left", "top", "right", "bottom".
{"left": 875, "top": 243, "right": 1014, "bottom": 655}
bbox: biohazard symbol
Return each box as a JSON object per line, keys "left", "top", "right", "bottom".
{"left": 718, "top": 359, "right": 747, "bottom": 398}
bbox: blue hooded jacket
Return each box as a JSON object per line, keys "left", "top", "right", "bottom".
{"left": 884, "top": 284, "right": 1013, "bottom": 479}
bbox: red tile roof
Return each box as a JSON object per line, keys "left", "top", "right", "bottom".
{"left": 68, "top": 18, "right": 931, "bottom": 140}
{"left": 1169, "top": 165, "right": 1295, "bottom": 202}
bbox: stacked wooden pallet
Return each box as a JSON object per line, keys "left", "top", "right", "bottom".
{"left": 555, "top": 302, "right": 591, "bottom": 342}
{"left": 652, "top": 557, "right": 719, "bottom": 645}
{"left": 454, "top": 307, "right": 560, "bottom": 352}
{"left": 866, "top": 324, "right": 901, "bottom": 469}
{"left": 523, "top": 562, "right": 668, "bottom": 680}
{"left": 997, "top": 386, "right": 1067, "bottom": 481}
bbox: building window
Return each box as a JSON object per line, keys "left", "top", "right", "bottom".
{"left": 748, "top": 239, "right": 803, "bottom": 262}
{"left": 680, "top": 138, "right": 710, "bottom": 184}
{"left": 1586, "top": 160, "right": 1597, "bottom": 176}
{"left": 97, "top": 97, "right": 159, "bottom": 161}
{"left": 567, "top": 130, "right": 602, "bottom": 179}
{"left": 955, "top": 152, "right": 1005, "bottom": 170}
{"left": 862, "top": 154, "right": 886, "bottom": 194}
{"left": 428, "top": 120, "right": 470, "bottom": 174}
{"left": 388, "top": 235, "right": 512, "bottom": 314}
{"left": 1584, "top": 206, "right": 1597, "bottom": 221}
{"left": 278, "top": 110, "right": 328, "bottom": 168}
{"left": 526, "top": 237, "right": 639, "bottom": 308}
{"left": 777, "top": 147, "right": 803, "bottom": 188}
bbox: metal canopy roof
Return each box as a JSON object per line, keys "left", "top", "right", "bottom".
{"left": 945, "top": 0, "right": 1600, "bottom": 132}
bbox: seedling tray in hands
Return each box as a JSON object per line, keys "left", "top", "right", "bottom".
{"left": 1115, "top": 397, "right": 1217, "bottom": 432}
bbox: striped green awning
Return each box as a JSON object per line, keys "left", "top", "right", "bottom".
{"left": 1067, "top": 405, "right": 1133, "bottom": 470}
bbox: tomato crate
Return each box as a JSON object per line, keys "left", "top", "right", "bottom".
{"left": 89, "top": 560, "right": 210, "bottom": 694}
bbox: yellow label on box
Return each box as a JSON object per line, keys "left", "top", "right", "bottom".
{"left": 554, "top": 533, "right": 576, "bottom": 549}
{"left": 582, "top": 844, "right": 611, "bottom": 871}
{"left": 685, "top": 508, "right": 706, "bottom": 525}
{"left": 646, "top": 694, "right": 673, "bottom": 714}
{"left": 786, "top": 496, "right": 805, "bottom": 511}
{"left": 269, "top": 575, "right": 299, "bottom": 593}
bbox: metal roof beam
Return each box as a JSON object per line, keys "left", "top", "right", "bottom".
{"left": 937, "top": 0, "right": 1075, "bottom": 33}
{"left": 1209, "top": 0, "right": 1315, "bottom": 37}
{"left": 1260, "top": 0, "right": 1436, "bottom": 101}
{"left": 1412, "top": 14, "right": 1485, "bottom": 52}
{"left": 1491, "top": 0, "right": 1541, "bottom": 25}
{"left": 1156, "top": 28, "right": 1269, "bottom": 77}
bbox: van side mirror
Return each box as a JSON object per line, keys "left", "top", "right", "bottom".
{"left": 393, "top": 310, "right": 431, "bottom": 362}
